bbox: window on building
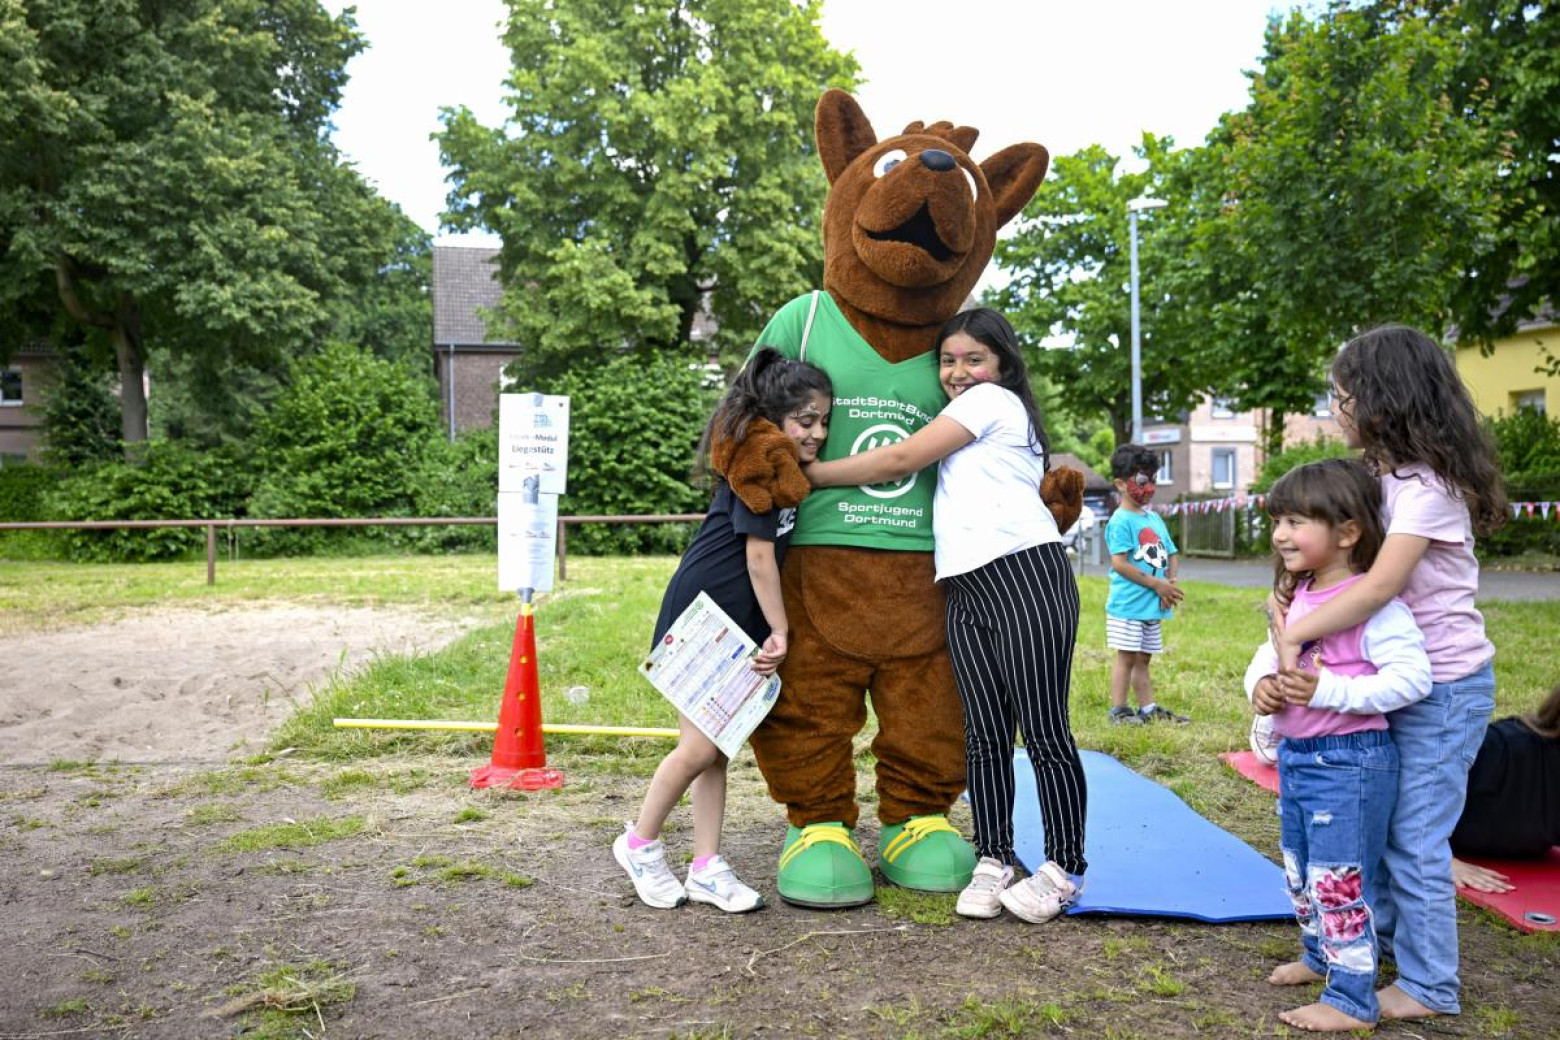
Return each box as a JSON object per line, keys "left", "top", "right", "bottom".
{"left": 1212, "top": 448, "right": 1237, "bottom": 490}
{"left": 1513, "top": 389, "right": 1546, "bottom": 416}
{"left": 0, "top": 369, "right": 21, "bottom": 406}
{"left": 1312, "top": 392, "right": 1331, "bottom": 418}
{"left": 1210, "top": 396, "right": 1236, "bottom": 419}
{"left": 1155, "top": 450, "right": 1174, "bottom": 485}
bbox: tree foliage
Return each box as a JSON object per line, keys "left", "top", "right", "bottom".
{"left": 1180, "top": 6, "right": 1503, "bottom": 453}
{"left": 0, "top": 0, "right": 427, "bottom": 446}
{"left": 992, "top": 137, "right": 1210, "bottom": 445}
{"left": 437, "top": 0, "right": 859, "bottom": 378}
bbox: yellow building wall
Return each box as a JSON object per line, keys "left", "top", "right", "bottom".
{"left": 1455, "top": 324, "right": 1560, "bottom": 418}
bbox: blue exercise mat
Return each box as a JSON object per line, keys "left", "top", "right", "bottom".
{"left": 1007, "top": 748, "right": 1292, "bottom": 922}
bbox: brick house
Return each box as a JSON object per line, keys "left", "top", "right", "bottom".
{"left": 0, "top": 342, "right": 57, "bottom": 463}
{"left": 432, "top": 245, "right": 522, "bottom": 439}
{"left": 1142, "top": 391, "right": 1341, "bottom": 496}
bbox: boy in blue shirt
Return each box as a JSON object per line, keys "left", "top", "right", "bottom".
{"left": 1103, "top": 444, "right": 1190, "bottom": 725}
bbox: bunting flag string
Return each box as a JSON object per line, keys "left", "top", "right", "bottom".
{"left": 1156, "top": 499, "right": 1558, "bottom": 520}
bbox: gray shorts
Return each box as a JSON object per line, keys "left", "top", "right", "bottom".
{"left": 1106, "top": 616, "right": 1163, "bottom": 654}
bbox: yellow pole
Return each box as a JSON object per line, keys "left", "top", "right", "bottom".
{"left": 333, "top": 718, "right": 679, "bottom": 739}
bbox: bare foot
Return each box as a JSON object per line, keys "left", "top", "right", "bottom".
{"left": 1268, "top": 961, "right": 1325, "bottom": 986}
{"left": 1451, "top": 856, "right": 1514, "bottom": 893}
{"left": 1377, "top": 984, "right": 1438, "bottom": 1021}
{"left": 1280, "top": 1002, "right": 1375, "bottom": 1032}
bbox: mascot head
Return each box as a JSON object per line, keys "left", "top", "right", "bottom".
{"left": 815, "top": 89, "right": 1050, "bottom": 360}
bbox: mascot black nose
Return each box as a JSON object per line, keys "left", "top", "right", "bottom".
{"left": 920, "top": 149, "right": 956, "bottom": 172}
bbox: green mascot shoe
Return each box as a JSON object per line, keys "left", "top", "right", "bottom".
{"left": 878, "top": 815, "right": 976, "bottom": 892}
{"left": 777, "top": 823, "right": 875, "bottom": 908}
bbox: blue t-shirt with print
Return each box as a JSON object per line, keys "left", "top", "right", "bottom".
{"left": 1105, "top": 508, "right": 1178, "bottom": 620}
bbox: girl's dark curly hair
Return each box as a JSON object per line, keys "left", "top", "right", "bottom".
{"left": 1266, "top": 457, "right": 1385, "bottom": 604}
{"left": 694, "top": 347, "right": 832, "bottom": 479}
{"left": 1331, "top": 325, "right": 1506, "bottom": 536}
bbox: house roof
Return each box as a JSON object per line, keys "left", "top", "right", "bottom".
{"left": 432, "top": 245, "right": 518, "bottom": 347}
{"left": 1050, "top": 452, "right": 1111, "bottom": 491}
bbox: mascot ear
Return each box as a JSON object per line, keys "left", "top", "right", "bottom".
{"left": 981, "top": 143, "right": 1051, "bottom": 229}
{"left": 816, "top": 89, "right": 878, "bottom": 185}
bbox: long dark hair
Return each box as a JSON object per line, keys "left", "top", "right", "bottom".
{"left": 937, "top": 307, "right": 1050, "bottom": 466}
{"left": 1331, "top": 325, "right": 1506, "bottom": 536}
{"left": 1266, "top": 457, "right": 1385, "bottom": 603}
{"left": 695, "top": 347, "right": 832, "bottom": 476}
{"left": 1525, "top": 684, "right": 1560, "bottom": 740}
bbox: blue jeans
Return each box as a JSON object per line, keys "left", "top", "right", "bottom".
{"left": 1370, "top": 663, "right": 1495, "bottom": 1015}
{"left": 1279, "top": 730, "right": 1399, "bottom": 1024}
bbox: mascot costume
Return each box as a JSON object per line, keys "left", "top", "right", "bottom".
{"left": 721, "top": 90, "right": 1081, "bottom": 907}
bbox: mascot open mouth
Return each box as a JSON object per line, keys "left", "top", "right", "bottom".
{"left": 864, "top": 204, "right": 957, "bottom": 263}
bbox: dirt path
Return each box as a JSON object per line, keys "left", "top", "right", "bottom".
{"left": 0, "top": 608, "right": 1555, "bottom": 1039}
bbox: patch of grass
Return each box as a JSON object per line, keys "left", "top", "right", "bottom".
{"left": 1472, "top": 1004, "right": 1521, "bottom": 1036}
{"left": 185, "top": 803, "right": 243, "bottom": 826}
{"left": 453, "top": 806, "right": 488, "bottom": 823}
{"left": 864, "top": 995, "right": 924, "bottom": 1027}
{"left": 120, "top": 886, "right": 156, "bottom": 908}
{"left": 88, "top": 856, "right": 145, "bottom": 876}
{"left": 11, "top": 816, "right": 45, "bottom": 830}
{"left": 166, "top": 765, "right": 297, "bottom": 798}
{"left": 1139, "top": 963, "right": 1185, "bottom": 997}
{"left": 944, "top": 995, "right": 1067, "bottom": 1038}
{"left": 79, "top": 968, "right": 116, "bottom": 984}
{"left": 630, "top": 986, "right": 693, "bottom": 1004}
{"left": 1101, "top": 935, "right": 1151, "bottom": 961}
{"left": 215, "top": 958, "right": 356, "bottom": 1039}
{"left": 215, "top": 815, "right": 365, "bottom": 854}
{"left": 41, "top": 997, "right": 91, "bottom": 1018}
{"left": 875, "top": 886, "right": 955, "bottom": 926}
{"left": 390, "top": 855, "right": 531, "bottom": 890}
{"left": 48, "top": 759, "right": 95, "bottom": 773}
{"left": 318, "top": 768, "right": 377, "bottom": 799}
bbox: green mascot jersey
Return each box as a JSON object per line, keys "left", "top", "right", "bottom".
{"left": 755, "top": 292, "right": 943, "bottom": 551}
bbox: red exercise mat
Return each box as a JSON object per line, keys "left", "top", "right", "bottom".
{"left": 1218, "top": 750, "right": 1559, "bottom": 933}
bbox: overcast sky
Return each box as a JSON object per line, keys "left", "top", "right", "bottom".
{"left": 326, "top": 1, "right": 1285, "bottom": 246}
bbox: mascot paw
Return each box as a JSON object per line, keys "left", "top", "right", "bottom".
{"left": 1041, "top": 466, "right": 1085, "bottom": 535}
{"left": 777, "top": 823, "right": 875, "bottom": 908}
{"left": 711, "top": 419, "right": 811, "bottom": 515}
{"left": 879, "top": 815, "right": 976, "bottom": 892}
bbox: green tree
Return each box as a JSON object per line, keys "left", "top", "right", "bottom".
{"left": 0, "top": 0, "right": 420, "bottom": 447}
{"left": 991, "top": 137, "right": 1209, "bottom": 445}
{"left": 1177, "top": 6, "right": 1502, "bottom": 454}
{"left": 38, "top": 336, "right": 120, "bottom": 466}
{"left": 436, "top": 0, "right": 859, "bottom": 378}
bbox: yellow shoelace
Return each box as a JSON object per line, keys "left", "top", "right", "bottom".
{"left": 881, "top": 816, "right": 959, "bottom": 864}
{"left": 779, "top": 825, "right": 862, "bottom": 870}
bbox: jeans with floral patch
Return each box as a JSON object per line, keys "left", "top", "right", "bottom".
{"left": 1278, "top": 729, "right": 1399, "bottom": 1024}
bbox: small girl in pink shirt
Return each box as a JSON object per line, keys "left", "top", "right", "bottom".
{"left": 1274, "top": 325, "right": 1507, "bottom": 1026}
{"left": 1248, "top": 458, "right": 1432, "bottom": 1032}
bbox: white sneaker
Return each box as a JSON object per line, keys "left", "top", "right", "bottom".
{"left": 956, "top": 857, "right": 1013, "bottom": 919}
{"left": 684, "top": 855, "right": 766, "bottom": 913}
{"left": 998, "top": 861, "right": 1081, "bottom": 924}
{"left": 612, "top": 824, "right": 687, "bottom": 909}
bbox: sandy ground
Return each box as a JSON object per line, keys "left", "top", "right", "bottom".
{"left": 0, "top": 606, "right": 475, "bottom": 766}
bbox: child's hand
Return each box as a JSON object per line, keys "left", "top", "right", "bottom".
{"left": 1251, "top": 675, "right": 1284, "bottom": 716}
{"left": 1155, "top": 578, "right": 1185, "bottom": 609}
{"left": 751, "top": 632, "right": 788, "bottom": 676}
{"left": 1278, "top": 668, "right": 1319, "bottom": 705}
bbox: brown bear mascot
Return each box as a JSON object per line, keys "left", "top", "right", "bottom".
{"left": 721, "top": 89, "right": 1081, "bottom": 907}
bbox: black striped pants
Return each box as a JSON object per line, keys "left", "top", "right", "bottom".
{"left": 943, "top": 542, "right": 1087, "bottom": 875}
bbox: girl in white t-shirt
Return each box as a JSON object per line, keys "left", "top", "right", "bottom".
{"left": 1273, "top": 324, "right": 1507, "bottom": 1024}
{"left": 805, "top": 308, "right": 1085, "bottom": 925}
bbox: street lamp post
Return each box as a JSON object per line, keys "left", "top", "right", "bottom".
{"left": 1127, "top": 196, "right": 1168, "bottom": 444}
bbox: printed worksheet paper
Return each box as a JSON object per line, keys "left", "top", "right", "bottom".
{"left": 640, "top": 592, "right": 781, "bottom": 758}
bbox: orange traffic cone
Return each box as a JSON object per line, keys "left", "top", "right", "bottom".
{"left": 470, "top": 603, "right": 564, "bottom": 790}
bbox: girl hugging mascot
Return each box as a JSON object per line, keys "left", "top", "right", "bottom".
{"left": 719, "top": 90, "right": 1082, "bottom": 907}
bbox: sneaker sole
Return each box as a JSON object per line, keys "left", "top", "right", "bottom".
{"left": 997, "top": 896, "right": 1069, "bottom": 923}
{"left": 955, "top": 900, "right": 1003, "bottom": 919}
{"left": 612, "top": 840, "right": 687, "bottom": 910}
{"left": 686, "top": 887, "right": 765, "bottom": 913}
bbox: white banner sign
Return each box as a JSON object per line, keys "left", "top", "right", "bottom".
{"left": 498, "top": 492, "right": 559, "bottom": 593}
{"left": 499, "top": 393, "right": 570, "bottom": 495}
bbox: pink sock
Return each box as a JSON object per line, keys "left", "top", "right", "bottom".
{"left": 626, "top": 830, "right": 654, "bottom": 850}
{"left": 691, "top": 855, "right": 716, "bottom": 872}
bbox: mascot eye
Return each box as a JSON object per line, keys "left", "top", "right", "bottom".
{"left": 872, "top": 149, "right": 907, "bottom": 178}
{"left": 961, "top": 167, "right": 979, "bottom": 201}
